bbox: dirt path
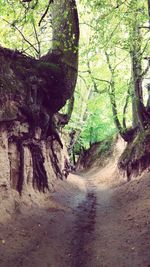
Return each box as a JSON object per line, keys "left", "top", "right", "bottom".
{"left": 0, "top": 169, "right": 150, "bottom": 267}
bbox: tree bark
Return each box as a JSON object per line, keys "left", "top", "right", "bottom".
{"left": 130, "top": 49, "right": 145, "bottom": 130}
{"left": 41, "top": 0, "right": 79, "bottom": 106}
{"left": 129, "top": 2, "right": 145, "bottom": 130}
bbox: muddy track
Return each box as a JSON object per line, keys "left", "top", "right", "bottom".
{"left": 71, "top": 190, "right": 97, "bottom": 267}
{"left": 0, "top": 170, "right": 150, "bottom": 267}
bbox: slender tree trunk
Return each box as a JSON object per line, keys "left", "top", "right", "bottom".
{"left": 105, "top": 52, "right": 126, "bottom": 139}
{"left": 67, "top": 86, "right": 93, "bottom": 161}
{"left": 108, "top": 79, "right": 123, "bottom": 134}
{"left": 122, "top": 86, "right": 130, "bottom": 130}
{"left": 130, "top": 49, "right": 145, "bottom": 129}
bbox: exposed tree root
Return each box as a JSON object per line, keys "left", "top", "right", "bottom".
{"left": 29, "top": 143, "right": 49, "bottom": 192}
{"left": 49, "top": 140, "right": 63, "bottom": 180}
{"left": 17, "top": 141, "right": 24, "bottom": 195}
{"left": 9, "top": 135, "right": 49, "bottom": 194}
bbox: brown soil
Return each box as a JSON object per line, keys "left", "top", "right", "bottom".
{"left": 0, "top": 140, "right": 150, "bottom": 267}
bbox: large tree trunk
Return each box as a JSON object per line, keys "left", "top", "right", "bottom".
{"left": 0, "top": 0, "right": 79, "bottom": 199}
{"left": 130, "top": 49, "right": 145, "bottom": 130}
{"left": 129, "top": 2, "right": 146, "bottom": 130}
{"left": 41, "top": 0, "right": 79, "bottom": 109}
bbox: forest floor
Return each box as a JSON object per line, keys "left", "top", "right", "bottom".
{"left": 0, "top": 144, "right": 150, "bottom": 267}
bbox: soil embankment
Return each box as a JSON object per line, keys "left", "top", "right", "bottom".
{"left": 0, "top": 139, "right": 149, "bottom": 267}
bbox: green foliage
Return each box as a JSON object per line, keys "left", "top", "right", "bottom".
{"left": 65, "top": 0, "right": 150, "bottom": 151}
{"left": 0, "top": 0, "right": 53, "bottom": 58}
{"left": 100, "top": 138, "right": 113, "bottom": 155}
{"left": 0, "top": 0, "right": 150, "bottom": 152}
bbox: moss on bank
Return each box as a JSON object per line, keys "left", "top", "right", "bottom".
{"left": 76, "top": 135, "right": 116, "bottom": 170}
{"left": 118, "top": 128, "right": 150, "bottom": 180}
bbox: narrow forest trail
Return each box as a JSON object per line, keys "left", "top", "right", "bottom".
{"left": 0, "top": 162, "right": 150, "bottom": 267}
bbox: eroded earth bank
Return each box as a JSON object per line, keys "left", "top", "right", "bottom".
{"left": 0, "top": 139, "right": 150, "bottom": 267}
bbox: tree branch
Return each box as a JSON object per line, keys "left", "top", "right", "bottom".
{"left": 122, "top": 86, "right": 131, "bottom": 129}
{"left": 91, "top": 77, "right": 111, "bottom": 84}
{"left": 32, "top": 20, "right": 41, "bottom": 58}
{"left": 3, "top": 18, "right": 39, "bottom": 55}
{"left": 38, "top": 0, "right": 53, "bottom": 27}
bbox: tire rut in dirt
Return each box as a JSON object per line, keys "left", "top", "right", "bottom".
{"left": 71, "top": 190, "right": 97, "bottom": 267}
